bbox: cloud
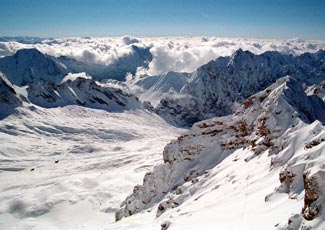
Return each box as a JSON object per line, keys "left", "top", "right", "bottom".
{"left": 122, "top": 36, "right": 141, "bottom": 45}
{"left": 0, "top": 36, "right": 324, "bottom": 78}
{"left": 61, "top": 72, "right": 92, "bottom": 84}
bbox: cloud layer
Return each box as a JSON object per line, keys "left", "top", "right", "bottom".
{"left": 1, "top": 36, "right": 324, "bottom": 77}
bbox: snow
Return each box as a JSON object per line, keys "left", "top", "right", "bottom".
{"left": 117, "top": 76, "right": 325, "bottom": 229}
{"left": 0, "top": 106, "right": 184, "bottom": 230}
{"left": 127, "top": 71, "right": 191, "bottom": 107}
{"left": 153, "top": 49, "right": 325, "bottom": 127}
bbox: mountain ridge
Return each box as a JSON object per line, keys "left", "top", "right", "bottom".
{"left": 0, "top": 46, "right": 152, "bottom": 86}
{"left": 153, "top": 49, "right": 325, "bottom": 127}
{"left": 116, "top": 75, "right": 325, "bottom": 229}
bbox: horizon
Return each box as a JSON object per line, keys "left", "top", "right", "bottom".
{"left": 1, "top": 35, "right": 325, "bottom": 41}
{"left": 1, "top": 0, "right": 325, "bottom": 40}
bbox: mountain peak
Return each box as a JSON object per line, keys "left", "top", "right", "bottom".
{"left": 229, "top": 48, "right": 253, "bottom": 63}
{"left": 15, "top": 48, "right": 43, "bottom": 57}
{"left": 231, "top": 48, "right": 253, "bottom": 58}
{"left": 0, "top": 48, "right": 69, "bottom": 86}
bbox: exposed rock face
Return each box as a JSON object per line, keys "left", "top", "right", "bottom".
{"left": 278, "top": 168, "right": 296, "bottom": 194}
{"left": 116, "top": 76, "right": 325, "bottom": 221}
{"left": 302, "top": 171, "right": 324, "bottom": 221}
{"left": 0, "top": 72, "right": 23, "bottom": 118}
{"left": 0, "top": 72, "right": 22, "bottom": 105}
{"left": 156, "top": 49, "right": 325, "bottom": 127}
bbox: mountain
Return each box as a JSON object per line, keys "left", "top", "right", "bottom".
{"left": 27, "top": 77, "right": 150, "bottom": 111}
{"left": 0, "top": 46, "right": 153, "bottom": 85}
{"left": 0, "top": 71, "right": 152, "bottom": 118}
{"left": 0, "top": 48, "right": 69, "bottom": 86}
{"left": 116, "top": 76, "right": 325, "bottom": 229}
{"left": 128, "top": 71, "right": 191, "bottom": 106}
{"left": 155, "top": 49, "right": 325, "bottom": 127}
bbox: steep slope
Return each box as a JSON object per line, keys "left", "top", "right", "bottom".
{"left": 128, "top": 71, "right": 191, "bottom": 106}
{"left": 0, "top": 49, "right": 69, "bottom": 86}
{"left": 116, "top": 76, "right": 325, "bottom": 229}
{"left": 156, "top": 49, "right": 325, "bottom": 127}
{"left": 0, "top": 72, "right": 23, "bottom": 119}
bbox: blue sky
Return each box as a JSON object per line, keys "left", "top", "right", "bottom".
{"left": 0, "top": 0, "right": 325, "bottom": 39}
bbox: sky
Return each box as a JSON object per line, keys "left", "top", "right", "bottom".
{"left": 0, "top": 0, "right": 325, "bottom": 39}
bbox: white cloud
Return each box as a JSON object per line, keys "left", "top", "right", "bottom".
{"left": 0, "top": 36, "right": 324, "bottom": 77}
{"left": 122, "top": 36, "right": 141, "bottom": 45}
{"left": 61, "top": 72, "right": 92, "bottom": 84}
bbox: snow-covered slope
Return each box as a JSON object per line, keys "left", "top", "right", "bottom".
{"left": 0, "top": 106, "right": 183, "bottom": 230}
{"left": 155, "top": 49, "right": 325, "bottom": 127}
{"left": 127, "top": 71, "right": 191, "bottom": 107}
{"left": 27, "top": 77, "right": 149, "bottom": 112}
{"left": 0, "top": 49, "right": 69, "bottom": 86}
{"left": 116, "top": 76, "right": 325, "bottom": 229}
{"left": 0, "top": 70, "right": 153, "bottom": 122}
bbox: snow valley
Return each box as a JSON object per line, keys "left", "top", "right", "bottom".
{"left": 0, "top": 36, "right": 325, "bottom": 230}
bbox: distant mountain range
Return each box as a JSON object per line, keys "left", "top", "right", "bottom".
{"left": 0, "top": 46, "right": 152, "bottom": 84}
{"left": 130, "top": 49, "right": 325, "bottom": 127}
